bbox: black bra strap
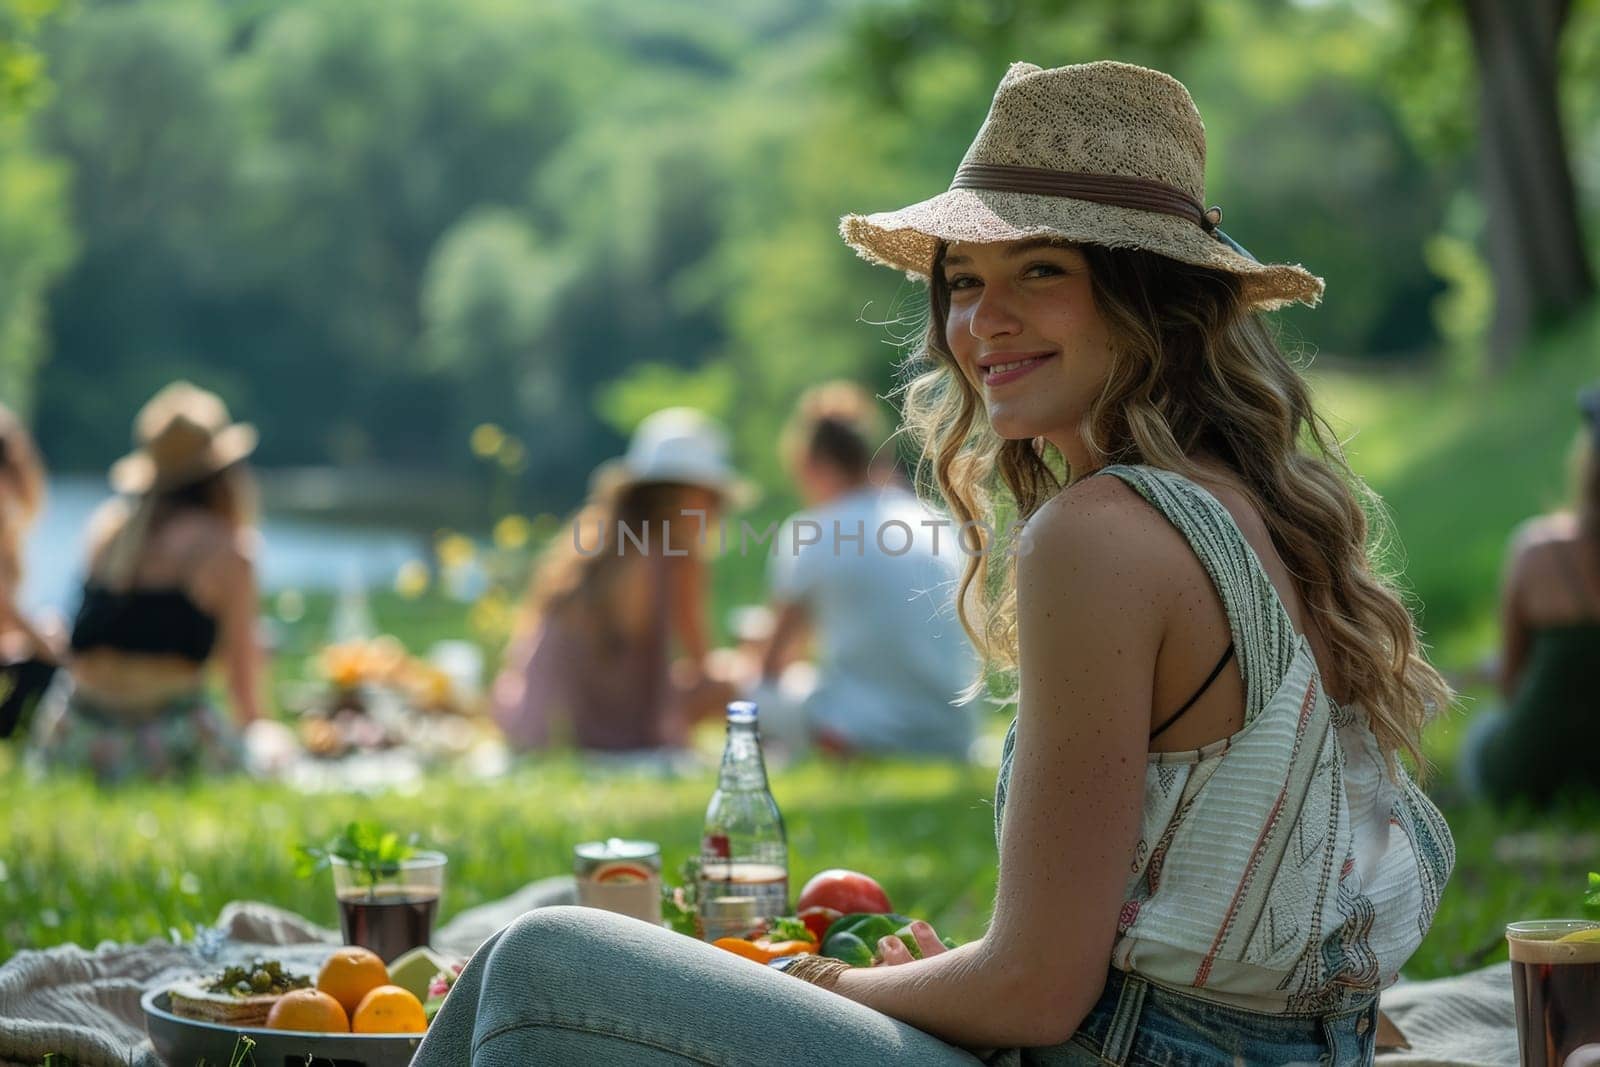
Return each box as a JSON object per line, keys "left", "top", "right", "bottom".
{"left": 1150, "top": 642, "right": 1235, "bottom": 742}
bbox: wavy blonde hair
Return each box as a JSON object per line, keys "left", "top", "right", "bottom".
{"left": 899, "top": 241, "right": 1449, "bottom": 772}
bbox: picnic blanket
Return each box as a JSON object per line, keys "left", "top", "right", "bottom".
{"left": 1375, "top": 963, "right": 1518, "bottom": 1067}
{"left": 1, "top": 884, "right": 1519, "bottom": 1067}
{"left": 0, "top": 876, "right": 575, "bottom": 1067}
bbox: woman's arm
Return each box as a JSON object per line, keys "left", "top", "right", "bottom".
{"left": 759, "top": 600, "right": 809, "bottom": 681}
{"left": 832, "top": 480, "right": 1162, "bottom": 1047}
{"left": 668, "top": 552, "right": 713, "bottom": 668}
{"left": 215, "top": 538, "right": 264, "bottom": 725}
{"left": 1497, "top": 527, "right": 1534, "bottom": 700}
{"left": 0, "top": 569, "right": 58, "bottom": 661}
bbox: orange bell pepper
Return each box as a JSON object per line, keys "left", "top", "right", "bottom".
{"left": 712, "top": 936, "right": 818, "bottom": 964}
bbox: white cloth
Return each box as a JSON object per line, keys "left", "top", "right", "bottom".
{"left": 768, "top": 485, "right": 977, "bottom": 758}
{"left": 1376, "top": 963, "right": 1518, "bottom": 1066}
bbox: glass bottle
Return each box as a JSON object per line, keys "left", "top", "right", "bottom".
{"left": 698, "top": 701, "right": 788, "bottom": 933}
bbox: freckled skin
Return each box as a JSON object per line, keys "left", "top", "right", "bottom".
{"left": 941, "top": 241, "right": 1113, "bottom": 472}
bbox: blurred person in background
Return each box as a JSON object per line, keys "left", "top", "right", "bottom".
{"left": 30, "top": 382, "right": 264, "bottom": 783}
{"left": 1462, "top": 386, "right": 1600, "bottom": 806}
{"left": 0, "top": 405, "right": 61, "bottom": 742}
{"left": 755, "top": 381, "right": 976, "bottom": 759}
{"left": 492, "top": 408, "right": 745, "bottom": 754}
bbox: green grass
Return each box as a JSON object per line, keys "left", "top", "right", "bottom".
{"left": 1312, "top": 315, "right": 1600, "bottom": 668}
{"left": 0, "top": 747, "right": 1002, "bottom": 962}
{"left": 5, "top": 313, "right": 1600, "bottom": 989}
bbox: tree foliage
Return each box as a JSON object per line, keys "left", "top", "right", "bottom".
{"left": 6, "top": 0, "right": 1595, "bottom": 514}
{"left": 0, "top": 0, "right": 70, "bottom": 411}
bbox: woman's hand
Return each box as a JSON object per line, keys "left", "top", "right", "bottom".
{"left": 875, "top": 921, "right": 948, "bottom": 965}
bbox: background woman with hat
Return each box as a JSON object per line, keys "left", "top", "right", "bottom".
{"left": 29, "top": 382, "right": 264, "bottom": 784}
{"left": 491, "top": 407, "right": 747, "bottom": 754}
{"left": 416, "top": 61, "right": 1451, "bottom": 1064}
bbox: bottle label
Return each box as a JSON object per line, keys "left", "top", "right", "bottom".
{"left": 702, "top": 834, "right": 730, "bottom": 859}
{"left": 589, "top": 861, "right": 655, "bottom": 884}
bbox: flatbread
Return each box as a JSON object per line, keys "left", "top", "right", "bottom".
{"left": 167, "top": 978, "right": 281, "bottom": 1026}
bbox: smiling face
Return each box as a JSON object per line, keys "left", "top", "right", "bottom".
{"left": 939, "top": 239, "right": 1116, "bottom": 469}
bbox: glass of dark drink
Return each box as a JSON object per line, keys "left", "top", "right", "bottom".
{"left": 331, "top": 850, "right": 446, "bottom": 964}
{"left": 1507, "top": 919, "right": 1600, "bottom": 1067}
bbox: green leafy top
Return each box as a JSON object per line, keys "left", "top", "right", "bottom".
{"left": 295, "top": 821, "right": 419, "bottom": 891}
{"left": 660, "top": 857, "right": 701, "bottom": 938}
{"left": 1585, "top": 872, "right": 1600, "bottom": 913}
{"left": 767, "top": 915, "right": 813, "bottom": 943}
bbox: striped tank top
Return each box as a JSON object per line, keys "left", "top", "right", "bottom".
{"left": 994, "top": 464, "right": 1454, "bottom": 1014}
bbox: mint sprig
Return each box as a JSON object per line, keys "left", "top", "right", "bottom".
{"left": 1585, "top": 872, "right": 1600, "bottom": 914}
{"left": 294, "top": 821, "right": 419, "bottom": 893}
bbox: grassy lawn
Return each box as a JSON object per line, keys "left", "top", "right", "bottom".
{"left": 0, "top": 747, "right": 1003, "bottom": 964}
{"left": 4, "top": 312, "right": 1600, "bottom": 984}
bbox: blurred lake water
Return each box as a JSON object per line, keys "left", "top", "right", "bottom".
{"left": 19, "top": 475, "right": 427, "bottom": 615}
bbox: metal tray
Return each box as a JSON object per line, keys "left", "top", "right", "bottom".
{"left": 141, "top": 989, "right": 423, "bottom": 1067}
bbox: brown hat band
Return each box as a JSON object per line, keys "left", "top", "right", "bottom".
{"left": 950, "top": 162, "right": 1222, "bottom": 232}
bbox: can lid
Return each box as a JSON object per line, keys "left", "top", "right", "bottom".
{"left": 726, "top": 701, "right": 757, "bottom": 723}
{"left": 574, "top": 838, "right": 661, "bottom": 862}
{"left": 700, "top": 895, "right": 761, "bottom": 919}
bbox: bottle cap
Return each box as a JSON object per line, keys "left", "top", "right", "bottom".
{"left": 726, "top": 701, "right": 757, "bottom": 723}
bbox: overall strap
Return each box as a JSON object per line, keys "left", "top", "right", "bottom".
{"left": 1092, "top": 465, "right": 1301, "bottom": 727}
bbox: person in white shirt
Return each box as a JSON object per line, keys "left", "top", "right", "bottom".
{"left": 759, "top": 382, "right": 976, "bottom": 760}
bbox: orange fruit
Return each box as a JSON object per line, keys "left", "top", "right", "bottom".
{"left": 265, "top": 988, "right": 349, "bottom": 1032}
{"left": 316, "top": 946, "right": 390, "bottom": 1017}
{"left": 350, "top": 984, "right": 427, "bottom": 1034}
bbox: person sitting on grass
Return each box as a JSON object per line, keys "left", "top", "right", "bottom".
{"left": 415, "top": 61, "right": 1453, "bottom": 1065}
{"left": 755, "top": 380, "right": 976, "bottom": 760}
{"left": 29, "top": 382, "right": 264, "bottom": 784}
{"left": 1461, "top": 385, "right": 1600, "bottom": 807}
{"left": 492, "top": 408, "right": 747, "bottom": 754}
{"left": 0, "top": 404, "right": 60, "bottom": 741}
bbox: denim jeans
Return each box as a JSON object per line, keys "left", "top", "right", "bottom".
{"left": 413, "top": 906, "right": 1378, "bottom": 1066}
{"left": 1037, "top": 966, "right": 1378, "bottom": 1066}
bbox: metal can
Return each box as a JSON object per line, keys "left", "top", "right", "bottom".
{"left": 698, "top": 894, "right": 761, "bottom": 943}
{"left": 574, "top": 838, "right": 663, "bottom": 925}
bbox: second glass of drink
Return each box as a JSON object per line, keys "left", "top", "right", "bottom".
{"left": 1507, "top": 919, "right": 1600, "bottom": 1067}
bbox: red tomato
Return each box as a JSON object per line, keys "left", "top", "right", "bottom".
{"left": 796, "top": 869, "right": 893, "bottom": 916}
{"left": 798, "top": 905, "right": 842, "bottom": 945}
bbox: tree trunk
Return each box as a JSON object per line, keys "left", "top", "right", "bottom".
{"left": 1461, "top": 0, "right": 1595, "bottom": 368}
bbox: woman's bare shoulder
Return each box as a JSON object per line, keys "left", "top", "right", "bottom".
{"left": 162, "top": 514, "right": 256, "bottom": 590}
{"left": 85, "top": 497, "right": 130, "bottom": 546}
{"left": 1019, "top": 474, "right": 1187, "bottom": 587}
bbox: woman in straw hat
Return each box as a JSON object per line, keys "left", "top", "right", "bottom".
{"left": 30, "top": 382, "right": 264, "bottom": 783}
{"left": 491, "top": 407, "right": 748, "bottom": 754}
{"left": 416, "top": 62, "right": 1451, "bottom": 1064}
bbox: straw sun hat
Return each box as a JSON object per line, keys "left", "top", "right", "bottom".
{"left": 841, "top": 60, "right": 1323, "bottom": 310}
{"left": 110, "top": 381, "right": 258, "bottom": 494}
